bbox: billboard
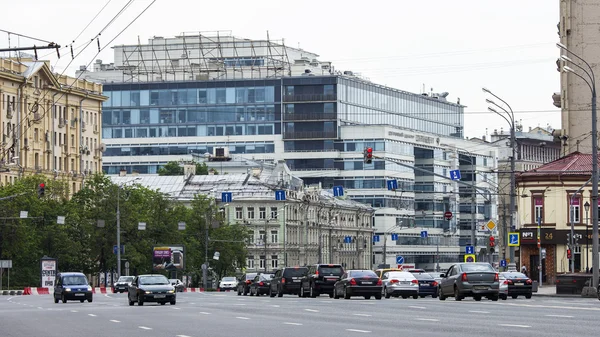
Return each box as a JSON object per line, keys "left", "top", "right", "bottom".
{"left": 152, "top": 245, "right": 185, "bottom": 271}
{"left": 40, "top": 258, "right": 57, "bottom": 288}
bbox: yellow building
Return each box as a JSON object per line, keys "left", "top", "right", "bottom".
{"left": 517, "top": 152, "right": 595, "bottom": 285}
{"left": 0, "top": 58, "right": 105, "bottom": 193}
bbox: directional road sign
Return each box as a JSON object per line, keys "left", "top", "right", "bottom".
{"left": 113, "top": 245, "right": 125, "bottom": 255}
{"left": 508, "top": 233, "right": 520, "bottom": 247}
{"left": 396, "top": 256, "right": 405, "bottom": 264}
{"left": 420, "top": 230, "right": 428, "bottom": 238}
{"left": 221, "top": 192, "right": 232, "bottom": 203}
{"left": 333, "top": 186, "right": 344, "bottom": 197}
{"left": 386, "top": 179, "right": 398, "bottom": 191}
{"left": 465, "top": 246, "right": 474, "bottom": 255}
{"left": 275, "top": 190, "right": 286, "bottom": 201}
{"left": 391, "top": 233, "right": 399, "bottom": 241}
{"left": 450, "top": 169, "right": 462, "bottom": 181}
{"left": 373, "top": 235, "right": 380, "bottom": 243}
{"left": 500, "top": 259, "right": 507, "bottom": 268}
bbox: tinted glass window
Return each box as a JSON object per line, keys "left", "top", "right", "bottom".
{"left": 413, "top": 273, "right": 433, "bottom": 280}
{"left": 118, "top": 276, "right": 134, "bottom": 282}
{"left": 139, "top": 275, "right": 169, "bottom": 285}
{"left": 501, "top": 272, "right": 528, "bottom": 279}
{"left": 283, "top": 268, "right": 308, "bottom": 277}
{"left": 63, "top": 275, "right": 88, "bottom": 285}
{"left": 260, "top": 274, "right": 274, "bottom": 280}
{"left": 349, "top": 270, "right": 377, "bottom": 278}
{"left": 461, "top": 264, "right": 495, "bottom": 272}
{"left": 319, "top": 267, "right": 343, "bottom": 275}
{"left": 245, "top": 273, "right": 257, "bottom": 280}
{"left": 222, "top": 277, "right": 236, "bottom": 282}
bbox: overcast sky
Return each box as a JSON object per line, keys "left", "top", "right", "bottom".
{"left": 0, "top": 0, "right": 560, "bottom": 139}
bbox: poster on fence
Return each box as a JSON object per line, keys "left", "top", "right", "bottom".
{"left": 40, "top": 257, "right": 57, "bottom": 288}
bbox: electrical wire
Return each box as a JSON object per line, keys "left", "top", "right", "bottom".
{"left": 0, "top": 29, "right": 53, "bottom": 44}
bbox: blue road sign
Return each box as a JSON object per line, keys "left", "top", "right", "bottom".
{"left": 333, "top": 186, "right": 344, "bottom": 197}
{"left": 509, "top": 233, "right": 520, "bottom": 246}
{"left": 396, "top": 256, "right": 405, "bottom": 264}
{"left": 113, "top": 245, "right": 124, "bottom": 255}
{"left": 386, "top": 179, "right": 398, "bottom": 191}
{"left": 450, "top": 169, "right": 462, "bottom": 181}
{"left": 465, "top": 245, "right": 474, "bottom": 255}
{"left": 221, "top": 192, "right": 232, "bottom": 203}
{"left": 420, "top": 230, "right": 428, "bottom": 238}
{"left": 373, "top": 235, "right": 380, "bottom": 243}
{"left": 275, "top": 190, "right": 286, "bottom": 201}
{"left": 500, "top": 259, "right": 507, "bottom": 267}
{"left": 391, "top": 233, "right": 399, "bottom": 241}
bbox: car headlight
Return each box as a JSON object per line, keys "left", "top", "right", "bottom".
{"left": 168, "top": 290, "right": 174, "bottom": 293}
{"left": 145, "top": 291, "right": 152, "bottom": 294}
{"left": 87, "top": 286, "right": 92, "bottom": 291}
{"left": 65, "top": 288, "right": 71, "bottom": 292}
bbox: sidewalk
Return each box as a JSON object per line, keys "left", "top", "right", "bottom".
{"left": 533, "top": 285, "right": 581, "bottom": 298}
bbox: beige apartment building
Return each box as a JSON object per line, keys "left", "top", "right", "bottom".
{"left": 556, "top": 0, "right": 600, "bottom": 154}
{"left": 0, "top": 58, "right": 105, "bottom": 193}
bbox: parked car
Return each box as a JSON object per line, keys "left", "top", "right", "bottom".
{"left": 169, "top": 278, "right": 185, "bottom": 292}
{"left": 249, "top": 274, "right": 274, "bottom": 296}
{"left": 413, "top": 272, "right": 439, "bottom": 298}
{"left": 374, "top": 268, "right": 402, "bottom": 279}
{"left": 128, "top": 274, "right": 176, "bottom": 306}
{"left": 499, "top": 274, "right": 509, "bottom": 300}
{"left": 438, "top": 263, "right": 499, "bottom": 301}
{"left": 500, "top": 272, "right": 533, "bottom": 299}
{"left": 113, "top": 276, "right": 134, "bottom": 293}
{"left": 270, "top": 267, "right": 308, "bottom": 297}
{"left": 381, "top": 271, "right": 419, "bottom": 299}
{"left": 300, "top": 264, "right": 344, "bottom": 298}
{"left": 219, "top": 276, "right": 238, "bottom": 291}
{"left": 334, "top": 269, "right": 382, "bottom": 300}
{"left": 237, "top": 273, "right": 258, "bottom": 296}
{"left": 54, "top": 272, "right": 93, "bottom": 304}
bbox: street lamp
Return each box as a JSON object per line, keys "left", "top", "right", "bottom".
{"left": 585, "top": 201, "right": 590, "bottom": 273}
{"left": 557, "top": 42, "right": 598, "bottom": 289}
{"left": 116, "top": 177, "right": 141, "bottom": 277}
{"left": 483, "top": 88, "right": 517, "bottom": 265}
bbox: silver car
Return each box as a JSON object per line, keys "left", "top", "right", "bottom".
{"left": 219, "top": 276, "right": 238, "bottom": 290}
{"left": 499, "top": 275, "right": 508, "bottom": 300}
{"left": 381, "top": 271, "right": 419, "bottom": 299}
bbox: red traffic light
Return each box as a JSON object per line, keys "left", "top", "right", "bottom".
{"left": 489, "top": 236, "right": 495, "bottom": 242}
{"left": 39, "top": 183, "right": 45, "bottom": 188}
{"left": 567, "top": 249, "right": 572, "bottom": 259}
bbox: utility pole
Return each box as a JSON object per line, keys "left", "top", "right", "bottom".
{"left": 264, "top": 214, "right": 268, "bottom": 272}
{"left": 538, "top": 216, "right": 543, "bottom": 287}
{"left": 471, "top": 156, "right": 476, "bottom": 251}
{"left": 203, "top": 211, "right": 209, "bottom": 291}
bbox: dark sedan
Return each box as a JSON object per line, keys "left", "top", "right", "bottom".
{"left": 249, "top": 274, "right": 274, "bottom": 296}
{"left": 333, "top": 270, "right": 382, "bottom": 300}
{"left": 439, "top": 263, "right": 499, "bottom": 301}
{"left": 413, "top": 272, "right": 439, "bottom": 298}
{"left": 128, "top": 274, "right": 176, "bottom": 306}
{"left": 237, "top": 273, "right": 258, "bottom": 296}
{"left": 500, "top": 272, "right": 533, "bottom": 299}
{"left": 113, "top": 276, "right": 134, "bottom": 293}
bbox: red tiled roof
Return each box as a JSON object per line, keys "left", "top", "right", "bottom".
{"left": 518, "top": 151, "right": 595, "bottom": 177}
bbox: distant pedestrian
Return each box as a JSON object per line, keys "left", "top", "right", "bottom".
{"left": 521, "top": 265, "right": 527, "bottom": 276}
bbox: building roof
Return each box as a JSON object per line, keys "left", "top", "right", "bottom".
{"left": 518, "top": 151, "right": 594, "bottom": 178}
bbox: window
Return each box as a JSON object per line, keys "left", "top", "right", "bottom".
{"left": 570, "top": 197, "right": 581, "bottom": 224}
{"left": 259, "top": 255, "right": 266, "bottom": 269}
{"left": 271, "top": 255, "right": 278, "bottom": 269}
{"left": 271, "top": 230, "right": 278, "bottom": 243}
{"left": 533, "top": 196, "right": 544, "bottom": 224}
{"left": 270, "top": 207, "right": 278, "bottom": 219}
{"left": 247, "top": 207, "right": 255, "bottom": 219}
{"left": 259, "top": 207, "right": 266, "bottom": 219}
{"left": 259, "top": 230, "right": 266, "bottom": 244}
{"left": 246, "top": 256, "right": 254, "bottom": 269}
{"left": 235, "top": 207, "right": 243, "bottom": 220}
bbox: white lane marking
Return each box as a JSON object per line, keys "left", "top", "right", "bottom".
{"left": 234, "top": 303, "right": 246, "bottom": 306}
{"left": 321, "top": 301, "right": 332, "bottom": 303}
{"left": 409, "top": 305, "right": 426, "bottom": 309}
{"left": 304, "top": 309, "right": 319, "bottom": 312}
{"left": 199, "top": 312, "right": 211, "bottom": 315}
{"left": 138, "top": 326, "right": 152, "bottom": 330}
{"left": 271, "top": 305, "right": 280, "bottom": 308}
{"left": 70, "top": 310, "right": 78, "bottom": 313}
{"left": 177, "top": 335, "right": 192, "bottom": 337}
{"left": 236, "top": 316, "right": 250, "bottom": 320}
{"left": 469, "top": 310, "right": 490, "bottom": 314}
{"left": 346, "top": 329, "right": 371, "bottom": 333}
{"left": 110, "top": 320, "right": 120, "bottom": 323}
{"left": 190, "top": 303, "right": 195, "bottom": 305}
{"left": 545, "top": 314, "right": 574, "bottom": 318}
{"left": 172, "top": 307, "right": 181, "bottom": 310}
{"left": 283, "top": 322, "right": 303, "bottom": 326}
{"left": 37, "top": 307, "right": 43, "bottom": 309}
{"left": 498, "top": 324, "right": 531, "bottom": 328}
{"left": 499, "top": 302, "right": 600, "bottom": 311}
{"left": 353, "top": 313, "right": 372, "bottom": 317}
{"left": 416, "top": 318, "right": 439, "bottom": 322}
{"left": 88, "top": 314, "right": 97, "bottom": 317}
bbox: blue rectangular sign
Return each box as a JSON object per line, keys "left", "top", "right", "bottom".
{"left": 465, "top": 245, "right": 474, "bottom": 255}
{"left": 221, "top": 192, "right": 232, "bottom": 203}
{"left": 386, "top": 179, "right": 398, "bottom": 191}
{"left": 275, "top": 190, "right": 286, "bottom": 201}
{"left": 500, "top": 259, "right": 507, "bottom": 267}
{"left": 450, "top": 170, "right": 461, "bottom": 181}
{"left": 420, "top": 230, "right": 428, "bottom": 238}
{"left": 373, "top": 235, "right": 380, "bottom": 243}
{"left": 333, "top": 186, "right": 344, "bottom": 197}
{"left": 113, "top": 245, "right": 124, "bottom": 255}
{"left": 391, "top": 233, "right": 399, "bottom": 241}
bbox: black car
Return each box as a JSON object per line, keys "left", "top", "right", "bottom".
{"left": 54, "top": 272, "right": 93, "bottom": 303}
{"left": 412, "top": 272, "right": 438, "bottom": 298}
{"left": 237, "top": 273, "right": 258, "bottom": 296}
{"left": 249, "top": 274, "right": 274, "bottom": 296}
{"left": 500, "top": 272, "right": 533, "bottom": 299}
{"left": 333, "top": 269, "right": 382, "bottom": 300}
{"left": 300, "top": 264, "right": 344, "bottom": 298}
{"left": 128, "top": 274, "right": 176, "bottom": 306}
{"left": 270, "top": 267, "right": 308, "bottom": 297}
{"left": 113, "top": 276, "right": 134, "bottom": 293}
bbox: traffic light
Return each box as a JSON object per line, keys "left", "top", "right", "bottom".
{"left": 37, "top": 183, "right": 45, "bottom": 198}
{"left": 489, "top": 236, "right": 495, "bottom": 254}
{"left": 364, "top": 147, "right": 373, "bottom": 164}
{"left": 567, "top": 248, "right": 572, "bottom": 260}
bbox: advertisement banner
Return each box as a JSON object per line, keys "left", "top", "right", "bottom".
{"left": 40, "top": 258, "right": 57, "bottom": 288}
{"left": 152, "top": 245, "right": 184, "bottom": 271}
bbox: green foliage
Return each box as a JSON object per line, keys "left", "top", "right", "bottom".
{"left": 158, "top": 161, "right": 215, "bottom": 176}
{"left": 0, "top": 173, "right": 242, "bottom": 288}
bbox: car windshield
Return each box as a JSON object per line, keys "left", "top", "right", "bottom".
{"left": 460, "top": 264, "right": 495, "bottom": 272}
{"left": 385, "top": 272, "right": 413, "bottom": 279}
{"left": 222, "top": 277, "right": 236, "bottom": 282}
{"left": 63, "top": 275, "right": 88, "bottom": 286}
{"left": 349, "top": 270, "right": 377, "bottom": 278}
{"left": 245, "top": 273, "right": 258, "bottom": 280}
{"left": 320, "top": 266, "right": 343, "bottom": 274}
{"left": 260, "top": 274, "right": 274, "bottom": 280}
{"left": 284, "top": 268, "right": 307, "bottom": 277}
{"left": 502, "top": 272, "right": 528, "bottom": 279}
{"left": 139, "top": 276, "right": 169, "bottom": 285}
{"left": 413, "top": 273, "right": 433, "bottom": 280}
{"left": 117, "top": 276, "right": 133, "bottom": 283}
{"left": 169, "top": 279, "right": 180, "bottom": 283}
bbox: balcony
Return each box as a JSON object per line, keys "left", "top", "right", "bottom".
{"left": 283, "top": 94, "right": 337, "bottom": 102}
{"left": 283, "top": 131, "right": 337, "bottom": 140}
{"left": 283, "top": 112, "right": 336, "bottom": 121}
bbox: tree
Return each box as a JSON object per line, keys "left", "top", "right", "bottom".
{"left": 158, "top": 161, "right": 183, "bottom": 176}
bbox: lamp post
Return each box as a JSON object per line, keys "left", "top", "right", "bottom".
{"left": 585, "top": 201, "right": 590, "bottom": 273}
{"left": 483, "top": 89, "right": 516, "bottom": 265}
{"left": 557, "top": 42, "right": 598, "bottom": 288}
{"left": 116, "top": 177, "right": 141, "bottom": 277}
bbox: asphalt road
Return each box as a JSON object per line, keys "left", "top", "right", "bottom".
{"left": 1, "top": 291, "right": 599, "bottom": 337}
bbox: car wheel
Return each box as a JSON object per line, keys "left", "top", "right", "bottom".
{"left": 525, "top": 294, "right": 532, "bottom": 299}
{"left": 237, "top": 288, "right": 241, "bottom": 296}
{"left": 474, "top": 295, "right": 482, "bottom": 301}
{"left": 512, "top": 294, "right": 518, "bottom": 299}
{"left": 402, "top": 296, "right": 408, "bottom": 299}
{"left": 374, "top": 294, "right": 382, "bottom": 300}
{"left": 249, "top": 288, "right": 254, "bottom": 296}
{"left": 344, "top": 287, "right": 351, "bottom": 299}
{"left": 438, "top": 288, "right": 446, "bottom": 301}
{"left": 269, "top": 288, "right": 275, "bottom": 298}
{"left": 385, "top": 287, "right": 391, "bottom": 299}
{"left": 329, "top": 292, "right": 334, "bottom": 298}
{"left": 412, "top": 294, "right": 418, "bottom": 299}
{"left": 138, "top": 296, "right": 144, "bottom": 306}
{"left": 160, "top": 302, "right": 166, "bottom": 305}
{"left": 80, "top": 299, "right": 84, "bottom": 303}
{"left": 420, "top": 295, "right": 425, "bottom": 298}
{"left": 454, "top": 287, "right": 462, "bottom": 301}
{"left": 243, "top": 288, "right": 248, "bottom": 296}
{"left": 310, "top": 285, "right": 317, "bottom": 298}
{"left": 277, "top": 286, "right": 283, "bottom": 298}
{"left": 364, "top": 295, "right": 371, "bottom": 300}
{"left": 54, "top": 295, "right": 59, "bottom": 304}
{"left": 170, "top": 300, "right": 176, "bottom": 305}
{"left": 62, "top": 294, "right": 67, "bottom": 303}
{"left": 500, "top": 294, "right": 507, "bottom": 300}
{"left": 129, "top": 298, "right": 134, "bottom": 306}
{"left": 491, "top": 295, "right": 499, "bottom": 301}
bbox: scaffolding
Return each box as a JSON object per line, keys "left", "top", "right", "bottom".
{"left": 112, "top": 30, "right": 298, "bottom": 82}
